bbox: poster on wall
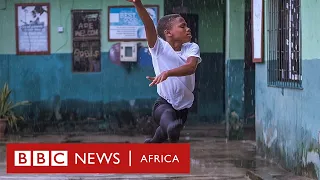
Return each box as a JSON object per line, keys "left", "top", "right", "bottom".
{"left": 108, "top": 5, "right": 159, "bottom": 41}
{"left": 252, "top": 0, "right": 264, "bottom": 63}
{"left": 15, "top": 3, "right": 50, "bottom": 55}
{"left": 72, "top": 40, "right": 101, "bottom": 72}
{"left": 72, "top": 10, "right": 101, "bottom": 73}
{"left": 72, "top": 10, "right": 101, "bottom": 40}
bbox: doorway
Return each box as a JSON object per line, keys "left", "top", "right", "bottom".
{"left": 179, "top": 13, "right": 199, "bottom": 113}
{"left": 164, "top": 0, "right": 226, "bottom": 120}
{"left": 164, "top": 8, "right": 200, "bottom": 113}
{"left": 244, "top": 0, "right": 256, "bottom": 139}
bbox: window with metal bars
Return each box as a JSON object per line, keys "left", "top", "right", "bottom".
{"left": 267, "top": 0, "right": 302, "bottom": 88}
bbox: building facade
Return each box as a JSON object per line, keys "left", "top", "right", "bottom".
{"left": 2, "top": 0, "right": 318, "bottom": 178}
{"left": 255, "top": 0, "right": 320, "bottom": 179}
{"left": 0, "top": 0, "right": 230, "bottom": 135}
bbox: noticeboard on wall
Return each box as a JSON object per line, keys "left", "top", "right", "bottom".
{"left": 252, "top": 0, "right": 264, "bottom": 63}
{"left": 15, "top": 3, "right": 50, "bottom": 55}
{"left": 72, "top": 10, "right": 101, "bottom": 73}
{"left": 108, "top": 5, "right": 159, "bottom": 41}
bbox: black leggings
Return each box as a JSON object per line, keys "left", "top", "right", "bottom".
{"left": 147, "top": 97, "right": 189, "bottom": 143}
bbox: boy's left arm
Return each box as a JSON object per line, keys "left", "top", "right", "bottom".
{"left": 147, "top": 44, "right": 201, "bottom": 86}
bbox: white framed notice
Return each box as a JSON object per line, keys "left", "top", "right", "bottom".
{"left": 108, "top": 5, "right": 159, "bottom": 41}
{"left": 252, "top": 0, "right": 264, "bottom": 63}
{"left": 15, "top": 3, "right": 50, "bottom": 55}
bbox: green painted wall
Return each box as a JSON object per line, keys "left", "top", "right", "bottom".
{"left": 163, "top": 0, "right": 226, "bottom": 123}
{"left": 0, "top": 0, "right": 230, "bottom": 133}
{"left": 301, "top": 0, "right": 320, "bottom": 60}
{"left": 229, "top": 0, "right": 245, "bottom": 59}
{"left": 165, "top": 0, "right": 224, "bottom": 53}
{"left": 0, "top": 0, "right": 5, "bottom": 9}
{"left": 0, "top": 0, "right": 166, "bottom": 135}
{"left": 0, "top": 0, "right": 164, "bottom": 54}
{"left": 185, "top": 0, "right": 224, "bottom": 53}
{"left": 256, "top": 0, "right": 320, "bottom": 179}
{"left": 183, "top": 0, "right": 226, "bottom": 122}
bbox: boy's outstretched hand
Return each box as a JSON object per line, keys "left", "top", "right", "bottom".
{"left": 146, "top": 71, "right": 169, "bottom": 87}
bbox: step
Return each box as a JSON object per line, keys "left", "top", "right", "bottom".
{"left": 246, "top": 167, "right": 314, "bottom": 180}
{"left": 181, "top": 128, "right": 226, "bottom": 138}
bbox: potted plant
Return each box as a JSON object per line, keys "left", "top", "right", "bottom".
{"left": 0, "top": 83, "right": 30, "bottom": 139}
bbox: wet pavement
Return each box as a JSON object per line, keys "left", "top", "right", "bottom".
{"left": 0, "top": 133, "right": 313, "bottom": 180}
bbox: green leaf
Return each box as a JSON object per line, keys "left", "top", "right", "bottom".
{"left": 0, "top": 83, "right": 31, "bottom": 131}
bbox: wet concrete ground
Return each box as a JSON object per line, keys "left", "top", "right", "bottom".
{"left": 0, "top": 133, "right": 314, "bottom": 180}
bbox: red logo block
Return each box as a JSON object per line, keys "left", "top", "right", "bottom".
{"left": 6, "top": 143, "right": 190, "bottom": 174}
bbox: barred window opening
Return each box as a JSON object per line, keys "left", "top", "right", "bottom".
{"left": 267, "top": 0, "right": 302, "bottom": 88}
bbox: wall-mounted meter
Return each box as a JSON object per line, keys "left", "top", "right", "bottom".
{"left": 120, "top": 42, "right": 137, "bottom": 62}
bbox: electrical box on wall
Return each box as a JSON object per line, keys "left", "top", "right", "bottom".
{"left": 120, "top": 42, "right": 137, "bottom": 62}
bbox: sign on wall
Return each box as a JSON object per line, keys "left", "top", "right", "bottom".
{"left": 108, "top": 5, "right": 159, "bottom": 41}
{"left": 15, "top": 3, "right": 50, "bottom": 55}
{"left": 72, "top": 10, "right": 101, "bottom": 73}
{"left": 252, "top": 0, "right": 264, "bottom": 63}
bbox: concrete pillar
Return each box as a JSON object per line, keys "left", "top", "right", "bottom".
{"left": 225, "top": 0, "right": 245, "bottom": 140}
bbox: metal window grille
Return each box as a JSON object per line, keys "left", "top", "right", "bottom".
{"left": 267, "top": 0, "right": 302, "bottom": 88}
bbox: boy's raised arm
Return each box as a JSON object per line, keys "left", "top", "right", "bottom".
{"left": 127, "top": 0, "right": 157, "bottom": 48}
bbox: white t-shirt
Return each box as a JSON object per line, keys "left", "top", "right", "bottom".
{"left": 149, "top": 37, "right": 202, "bottom": 110}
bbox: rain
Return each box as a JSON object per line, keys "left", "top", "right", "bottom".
{"left": 0, "top": 0, "right": 316, "bottom": 179}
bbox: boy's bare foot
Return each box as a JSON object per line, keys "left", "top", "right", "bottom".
{"left": 144, "top": 126, "right": 167, "bottom": 143}
{"left": 167, "top": 119, "right": 184, "bottom": 143}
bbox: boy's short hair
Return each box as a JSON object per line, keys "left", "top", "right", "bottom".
{"left": 157, "top": 14, "right": 181, "bottom": 40}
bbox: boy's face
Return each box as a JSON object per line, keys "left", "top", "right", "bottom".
{"left": 166, "top": 17, "right": 192, "bottom": 43}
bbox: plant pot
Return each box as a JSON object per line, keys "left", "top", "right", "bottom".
{"left": 0, "top": 118, "right": 8, "bottom": 139}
